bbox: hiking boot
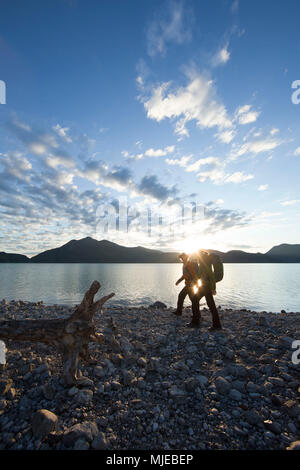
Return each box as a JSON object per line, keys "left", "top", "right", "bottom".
{"left": 208, "top": 325, "right": 222, "bottom": 332}
{"left": 173, "top": 310, "right": 182, "bottom": 316}
{"left": 186, "top": 321, "right": 200, "bottom": 328}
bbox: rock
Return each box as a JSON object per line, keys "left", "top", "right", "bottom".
{"left": 77, "top": 377, "right": 94, "bottom": 388}
{"left": 42, "top": 383, "right": 55, "bottom": 400}
{"left": 196, "top": 375, "right": 209, "bottom": 387}
{"left": 73, "top": 439, "right": 90, "bottom": 450}
{"left": 231, "top": 380, "right": 246, "bottom": 392}
{"left": 169, "top": 386, "right": 186, "bottom": 399}
{"left": 268, "top": 377, "right": 285, "bottom": 387}
{"left": 32, "top": 409, "right": 58, "bottom": 439}
{"left": 76, "top": 389, "right": 93, "bottom": 405}
{"left": 7, "top": 387, "right": 16, "bottom": 400}
{"left": 244, "top": 410, "right": 262, "bottom": 426}
{"left": 149, "top": 301, "right": 167, "bottom": 309}
{"left": 263, "top": 420, "right": 281, "bottom": 435}
{"left": 282, "top": 400, "right": 300, "bottom": 418}
{"left": 287, "top": 441, "right": 300, "bottom": 450}
{"left": 0, "top": 399, "right": 7, "bottom": 410}
{"left": 111, "top": 381, "right": 122, "bottom": 391}
{"left": 287, "top": 422, "right": 297, "bottom": 434}
{"left": 63, "top": 421, "right": 98, "bottom": 446}
{"left": 0, "top": 379, "right": 13, "bottom": 396}
{"left": 215, "top": 376, "right": 231, "bottom": 395}
{"left": 184, "top": 377, "right": 198, "bottom": 392}
{"left": 94, "top": 366, "right": 106, "bottom": 378}
{"left": 229, "top": 389, "right": 242, "bottom": 401}
{"left": 68, "top": 386, "right": 79, "bottom": 397}
{"left": 91, "top": 432, "right": 108, "bottom": 450}
{"left": 137, "top": 357, "right": 147, "bottom": 367}
{"left": 258, "top": 316, "right": 269, "bottom": 327}
{"left": 121, "top": 370, "right": 134, "bottom": 385}
{"left": 279, "top": 336, "right": 294, "bottom": 349}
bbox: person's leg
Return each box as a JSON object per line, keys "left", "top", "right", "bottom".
{"left": 187, "top": 287, "right": 201, "bottom": 326}
{"left": 205, "top": 288, "right": 222, "bottom": 329}
{"left": 174, "top": 286, "right": 188, "bottom": 315}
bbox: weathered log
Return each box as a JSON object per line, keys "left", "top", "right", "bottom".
{"left": 0, "top": 281, "right": 115, "bottom": 385}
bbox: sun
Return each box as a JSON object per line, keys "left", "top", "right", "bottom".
{"left": 177, "top": 239, "right": 202, "bottom": 255}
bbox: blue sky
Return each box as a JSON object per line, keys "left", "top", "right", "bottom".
{"left": 1, "top": 0, "right": 300, "bottom": 256}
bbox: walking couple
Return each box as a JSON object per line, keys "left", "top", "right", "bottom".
{"left": 174, "top": 251, "right": 223, "bottom": 330}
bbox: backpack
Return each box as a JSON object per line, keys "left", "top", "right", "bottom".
{"left": 209, "top": 253, "right": 224, "bottom": 283}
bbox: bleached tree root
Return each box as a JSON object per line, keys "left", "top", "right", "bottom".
{"left": 0, "top": 281, "right": 115, "bottom": 386}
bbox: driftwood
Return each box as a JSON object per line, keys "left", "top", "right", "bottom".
{"left": 0, "top": 281, "right": 115, "bottom": 385}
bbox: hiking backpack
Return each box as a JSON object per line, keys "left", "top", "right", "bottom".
{"left": 209, "top": 253, "right": 224, "bottom": 283}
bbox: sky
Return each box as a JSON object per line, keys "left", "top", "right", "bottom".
{"left": 1, "top": 0, "right": 300, "bottom": 256}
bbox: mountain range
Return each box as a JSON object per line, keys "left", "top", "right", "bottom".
{"left": 1, "top": 237, "right": 300, "bottom": 263}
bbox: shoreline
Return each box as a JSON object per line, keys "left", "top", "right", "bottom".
{"left": 1, "top": 298, "right": 299, "bottom": 314}
{"left": 0, "top": 300, "right": 299, "bottom": 450}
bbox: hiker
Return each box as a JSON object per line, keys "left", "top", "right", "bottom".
{"left": 195, "top": 250, "right": 222, "bottom": 330}
{"left": 173, "top": 253, "right": 201, "bottom": 327}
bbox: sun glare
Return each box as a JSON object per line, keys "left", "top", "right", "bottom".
{"left": 178, "top": 239, "right": 201, "bottom": 255}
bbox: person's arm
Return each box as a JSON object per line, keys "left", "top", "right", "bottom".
{"left": 175, "top": 275, "right": 184, "bottom": 286}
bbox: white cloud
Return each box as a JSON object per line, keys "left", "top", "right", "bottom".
{"left": 143, "top": 70, "right": 233, "bottom": 138}
{"left": 235, "top": 104, "right": 260, "bottom": 125}
{"left": 270, "top": 128, "right": 279, "bottom": 135}
{"left": 212, "top": 44, "right": 230, "bottom": 67}
{"left": 122, "top": 145, "right": 175, "bottom": 160}
{"left": 53, "top": 124, "right": 72, "bottom": 143}
{"left": 294, "top": 147, "right": 300, "bottom": 156}
{"left": 165, "top": 155, "right": 192, "bottom": 167}
{"left": 198, "top": 167, "right": 254, "bottom": 185}
{"left": 147, "top": 1, "right": 192, "bottom": 57}
{"left": 45, "top": 154, "right": 76, "bottom": 169}
{"left": 280, "top": 200, "right": 300, "bottom": 206}
{"left": 186, "top": 156, "right": 221, "bottom": 172}
{"left": 231, "top": 137, "right": 282, "bottom": 159}
{"left": 225, "top": 171, "right": 254, "bottom": 183}
{"left": 258, "top": 184, "right": 268, "bottom": 191}
{"left": 144, "top": 145, "right": 175, "bottom": 157}
{"left": 216, "top": 129, "right": 236, "bottom": 144}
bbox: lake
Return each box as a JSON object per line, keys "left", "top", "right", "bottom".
{"left": 0, "top": 263, "right": 299, "bottom": 312}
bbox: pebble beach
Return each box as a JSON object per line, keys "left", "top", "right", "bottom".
{"left": 0, "top": 299, "right": 299, "bottom": 451}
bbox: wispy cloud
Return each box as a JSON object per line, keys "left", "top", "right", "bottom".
{"left": 235, "top": 104, "right": 260, "bottom": 125}
{"left": 147, "top": 0, "right": 193, "bottom": 57}
{"left": 280, "top": 199, "right": 300, "bottom": 206}
{"left": 294, "top": 146, "right": 300, "bottom": 156}
{"left": 212, "top": 43, "right": 231, "bottom": 67}
{"left": 142, "top": 68, "right": 233, "bottom": 139}
{"left": 230, "top": 136, "right": 282, "bottom": 159}
{"left": 258, "top": 184, "right": 269, "bottom": 191}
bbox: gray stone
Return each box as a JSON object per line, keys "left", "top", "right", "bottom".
{"left": 264, "top": 420, "right": 281, "bottom": 435}
{"left": 150, "top": 301, "right": 167, "bottom": 309}
{"left": 215, "top": 376, "right": 231, "bottom": 395}
{"left": 91, "top": 432, "right": 107, "bottom": 450}
{"left": 244, "top": 410, "right": 262, "bottom": 426}
{"left": 63, "top": 421, "right": 98, "bottom": 446}
{"left": 73, "top": 438, "right": 90, "bottom": 450}
{"left": 32, "top": 409, "right": 58, "bottom": 438}
{"left": 229, "top": 389, "right": 242, "bottom": 401}
{"left": 0, "top": 379, "right": 13, "bottom": 396}
{"left": 76, "top": 389, "right": 93, "bottom": 405}
{"left": 287, "top": 441, "right": 300, "bottom": 450}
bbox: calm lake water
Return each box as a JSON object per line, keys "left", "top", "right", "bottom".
{"left": 0, "top": 263, "right": 300, "bottom": 312}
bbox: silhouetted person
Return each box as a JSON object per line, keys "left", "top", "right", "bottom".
{"left": 195, "top": 250, "right": 222, "bottom": 330}
{"left": 174, "top": 253, "right": 201, "bottom": 327}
